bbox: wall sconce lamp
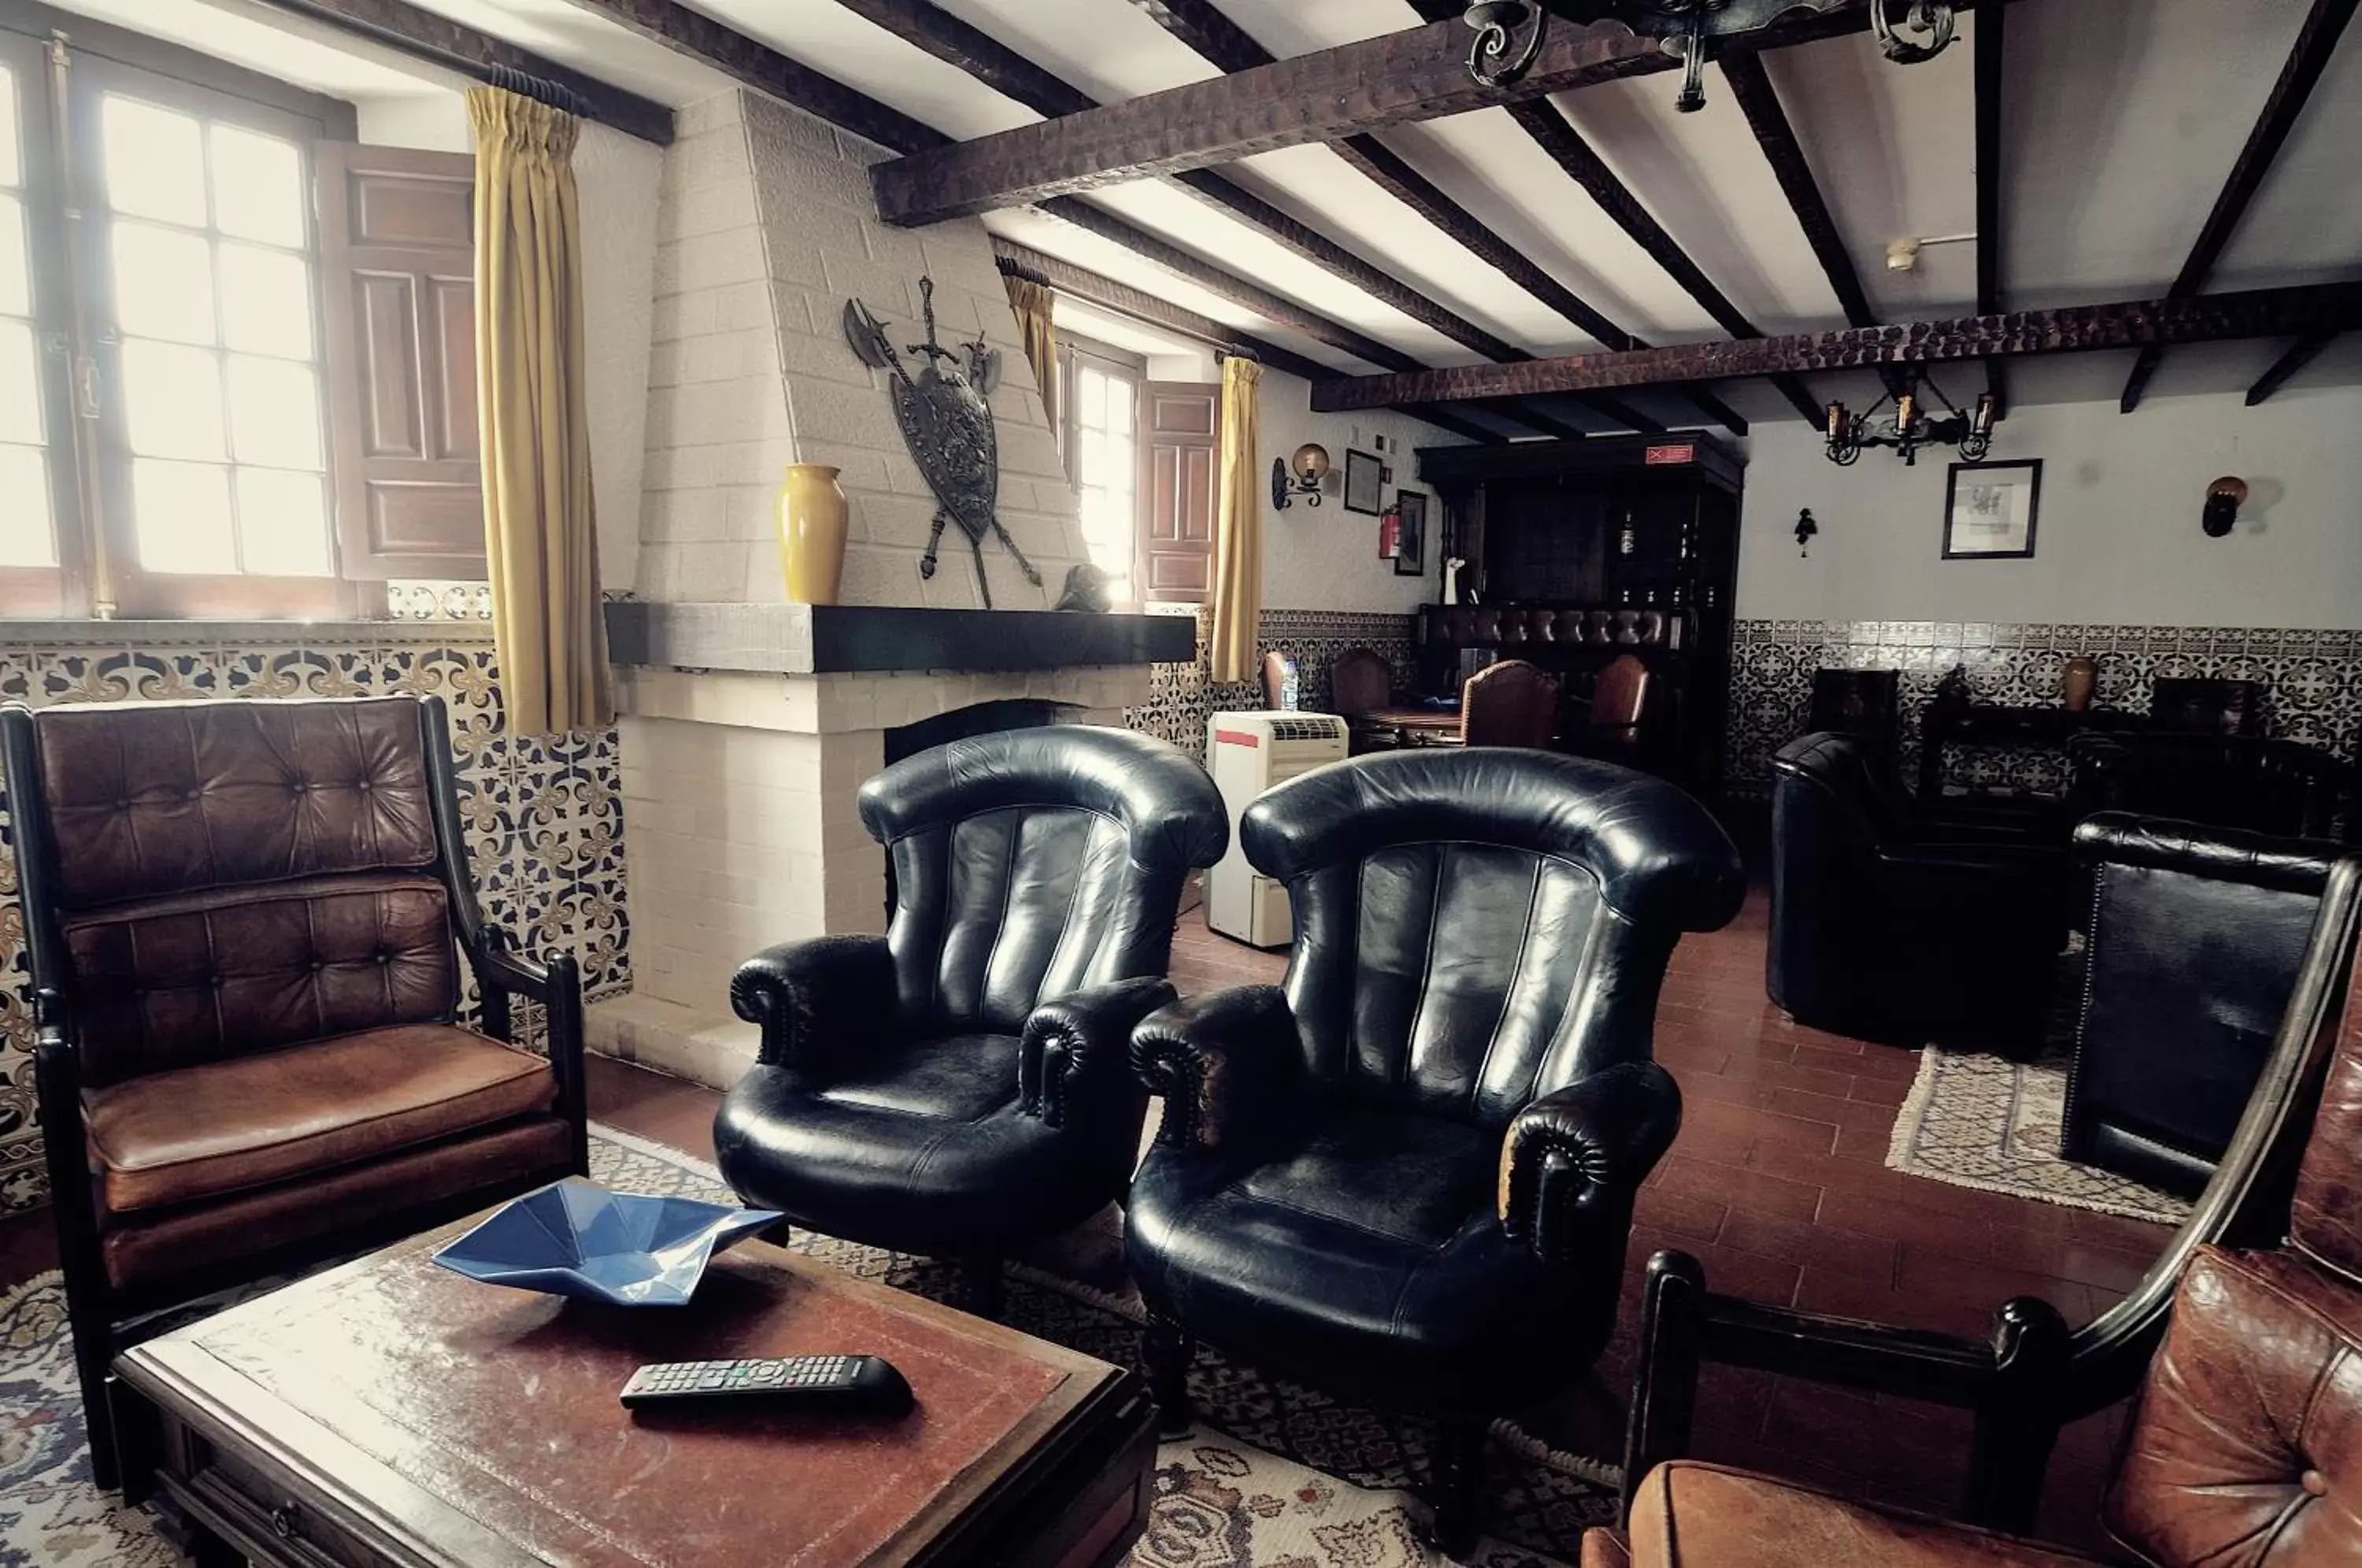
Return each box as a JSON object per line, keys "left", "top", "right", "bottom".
{"left": 1272, "top": 442, "right": 1331, "bottom": 509}
{"left": 2203, "top": 476, "right": 2249, "bottom": 538}
{"left": 1795, "top": 508, "right": 1820, "bottom": 557}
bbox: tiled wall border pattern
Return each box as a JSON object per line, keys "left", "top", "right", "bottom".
{"left": 1727, "top": 619, "right": 2362, "bottom": 797}
{"left": 0, "top": 623, "right": 627, "bottom": 1211}
{"left": 1125, "top": 608, "right": 1419, "bottom": 756}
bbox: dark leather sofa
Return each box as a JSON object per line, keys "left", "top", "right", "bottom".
{"left": 3, "top": 695, "right": 587, "bottom": 1488}
{"left": 1586, "top": 894, "right": 2362, "bottom": 1566}
{"left": 713, "top": 725, "right": 1224, "bottom": 1311}
{"left": 2061, "top": 812, "right": 2348, "bottom": 1196}
{"left": 1124, "top": 747, "right": 1745, "bottom": 1553}
{"left": 1769, "top": 731, "right": 2071, "bottom": 1050}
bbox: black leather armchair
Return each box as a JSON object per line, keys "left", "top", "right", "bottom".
{"left": 713, "top": 726, "right": 1225, "bottom": 1311}
{"left": 1124, "top": 748, "right": 1745, "bottom": 1554}
{"left": 1769, "top": 732, "right": 2072, "bottom": 1052}
{"left": 2061, "top": 813, "right": 2351, "bottom": 1196}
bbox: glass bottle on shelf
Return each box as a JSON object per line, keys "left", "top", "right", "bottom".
{"left": 1617, "top": 511, "right": 1637, "bottom": 556}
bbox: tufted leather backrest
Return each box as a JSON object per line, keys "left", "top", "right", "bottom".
{"left": 860, "top": 726, "right": 1227, "bottom": 1037}
{"left": 3, "top": 697, "right": 459, "bottom": 1085}
{"left": 1242, "top": 749, "right": 1742, "bottom": 1130}
{"left": 2292, "top": 943, "right": 2362, "bottom": 1284}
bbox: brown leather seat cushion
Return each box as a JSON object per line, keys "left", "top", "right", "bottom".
{"left": 83, "top": 1024, "right": 557, "bottom": 1214}
{"left": 101, "top": 1117, "right": 572, "bottom": 1292}
{"left": 1618, "top": 1462, "right": 2105, "bottom": 1566}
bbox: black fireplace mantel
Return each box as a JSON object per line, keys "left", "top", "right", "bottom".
{"left": 605, "top": 601, "right": 1195, "bottom": 676}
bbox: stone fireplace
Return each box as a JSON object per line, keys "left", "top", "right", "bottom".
{"left": 583, "top": 87, "right": 1194, "bottom": 1089}
{"left": 587, "top": 607, "right": 1189, "bottom": 1089}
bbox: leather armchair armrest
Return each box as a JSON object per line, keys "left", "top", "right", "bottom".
{"left": 1020, "top": 976, "right": 1175, "bottom": 1127}
{"left": 1498, "top": 1062, "right": 1682, "bottom": 1264}
{"left": 729, "top": 936, "right": 899, "bottom": 1072}
{"left": 1615, "top": 1248, "right": 2073, "bottom": 1536}
{"left": 1131, "top": 986, "right": 1308, "bottom": 1157}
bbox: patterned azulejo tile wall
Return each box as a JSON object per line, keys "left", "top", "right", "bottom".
{"left": 0, "top": 622, "right": 627, "bottom": 1211}
{"left": 1727, "top": 619, "right": 2362, "bottom": 797}
{"left": 1125, "top": 608, "right": 1420, "bottom": 756}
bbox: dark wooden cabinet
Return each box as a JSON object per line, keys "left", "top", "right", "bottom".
{"left": 1415, "top": 435, "right": 1743, "bottom": 795}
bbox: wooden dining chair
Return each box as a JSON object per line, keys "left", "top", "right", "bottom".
{"left": 1459, "top": 658, "right": 1560, "bottom": 749}
{"left": 1327, "top": 648, "right": 1392, "bottom": 716}
{"left": 1567, "top": 653, "right": 1653, "bottom": 766}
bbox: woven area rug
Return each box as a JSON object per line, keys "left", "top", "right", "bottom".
{"left": 0, "top": 1125, "right": 1609, "bottom": 1567}
{"left": 1886, "top": 1047, "right": 2192, "bottom": 1226}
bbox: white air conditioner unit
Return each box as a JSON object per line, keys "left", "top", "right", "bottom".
{"left": 1205, "top": 710, "right": 1349, "bottom": 948}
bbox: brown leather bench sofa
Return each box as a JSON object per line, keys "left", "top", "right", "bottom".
{"left": 3, "top": 694, "right": 587, "bottom": 1488}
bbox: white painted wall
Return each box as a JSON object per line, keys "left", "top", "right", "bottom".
{"left": 352, "top": 95, "right": 659, "bottom": 594}
{"left": 1257, "top": 368, "right": 1468, "bottom": 613}
{"left": 573, "top": 124, "right": 662, "bottom": 594}
{"left": 1734, "top": 381, "right": 2362, "bottom": 629}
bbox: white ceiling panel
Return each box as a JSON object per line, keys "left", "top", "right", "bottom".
{"left": 1760, "top": 24, "right": 1980, "bottom": 320}
{"left": 2003, "top": 0, "right": 2324, "bottom": 306}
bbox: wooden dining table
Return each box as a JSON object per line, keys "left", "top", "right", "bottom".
{"left": 1355, "top": 705, "right": 1464, "bottom": 747}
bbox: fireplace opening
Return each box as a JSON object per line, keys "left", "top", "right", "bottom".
{"left": 879, "top": 699, "right": 1087, "bottom": 916}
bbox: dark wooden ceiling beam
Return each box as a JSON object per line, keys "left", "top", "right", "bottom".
{"left": 1505, "top": 99, "right": 1823, "bottom": 423}
{"left": 992, "top": 240, "right": 1505, "bottom": 443}
{"left": 555, "top": 0, "right": 946, "bottom": 153}
{"left": 1169, "top": 171, "right": 1525, "bottom": 361}
{"left": 872, "top": 15, "right": 1653, "bottom": 220}
{"left": 1718, "top": 53, "right": 1872, "bottom": 327}
{"left": 1400, "top": 404, "right": 1512, "bottom": 443}
{"left": 1483, "top": 401, "right": 1593, "bottom": 441}
{"left": 843, "top": 0, "right": 1604, "bottom": 435}
{"left": 1308, "top": 283, "right": 2362, "bottom": 409}
{"left": 870, "top": 0, "right": 1999, "bottom": 223}
{"left": 2119, "top": 0, "right": 2360, "bottom": 412}
{"left": 1127, "top": 0, "right": 1728, "bottom": 436}
{"left": 1972, "top": 0, "right": 2007, "bottom": 412}
{"left": 832, "top": 0, "right": 1093, "bottom": 117}
{"left": 1038, "top": 197, "right": 1425, "bottom": 372}
{"left": 2245, "top": 332, "right": 2340, "bottom": 405}
{"left": 991, "top": 239, "right": 1332, "bottom": 381}
{"left": 256, "top": 0, "right": 672, "bottom": 142}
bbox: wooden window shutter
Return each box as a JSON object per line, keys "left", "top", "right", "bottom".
{"left": 1137, "top": 382, "right": 1218, "bottom": 604}
{"left": 315, "top": 142, "right": 483, "bottom": 580}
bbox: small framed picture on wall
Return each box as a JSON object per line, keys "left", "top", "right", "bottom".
{"left": 1342, "top": 449, "right": 1384, "bottom": 515}
{"left": 1942, "top": 459, "right": 2042, "bottom": 560}
{"left": 1394, "top": 491, "right": 1427, "bottom": 576}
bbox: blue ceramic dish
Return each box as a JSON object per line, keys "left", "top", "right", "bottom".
{"left": 432, "top": 1179, "right": 782, "bottom": 1306}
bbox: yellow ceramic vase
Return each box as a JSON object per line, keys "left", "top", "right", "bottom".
{"left": 776, "top": 464, "right": 849, "bottom": 605}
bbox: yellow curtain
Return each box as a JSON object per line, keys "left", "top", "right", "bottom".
{"left": 1003, "top": 274, "right": 1059, "bottom": 432}
{"left": 468, "top": 87, "right": 613, "bottom": 736}
{"left": 1208, "top": 356, "right": 1264, "bottom": 685}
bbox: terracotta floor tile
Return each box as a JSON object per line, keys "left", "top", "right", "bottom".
{"left": 1719, "top": 1207, "right": 1899, "bottom": 1286}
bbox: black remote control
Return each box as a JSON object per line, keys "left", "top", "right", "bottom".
{"left": 620, "top": 1355, "right": 914, "bottom": 1416}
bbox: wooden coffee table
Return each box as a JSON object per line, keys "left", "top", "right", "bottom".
{"left": 110, "top": 1213, "right": 1157, "bottom": 1567}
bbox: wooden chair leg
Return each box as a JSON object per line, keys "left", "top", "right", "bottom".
{"left": 68, "top": 1315, "right": 119, "bottom": 1492}
{"left": 1142, "top": 1313, "right": 1194, "bottom": 1436}
{"left": 1427, "top": 1418, "right": 1486, "bottom": 1560}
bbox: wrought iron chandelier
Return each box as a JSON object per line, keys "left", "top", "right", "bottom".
{"left": 1824, "top": 368, "right": 1996, "bottom": 467}
{"left": 1463, "top": 1, "right": 1958, "bottom": 110}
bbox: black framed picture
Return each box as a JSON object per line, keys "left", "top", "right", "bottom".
{"left": 1342, "top": 449, "right": 1383, "bottom": 515}
{"left": 1942, "top": 459, "right": 2042, "bottom": 560}
{"left": 1393, "top": 490, "right": 1427, "bottom": 575}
